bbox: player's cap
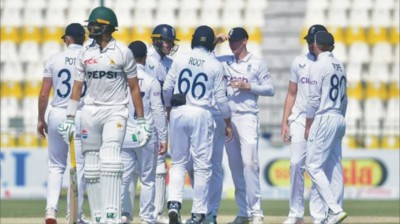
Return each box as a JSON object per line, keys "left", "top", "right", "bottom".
{"left": 315, "top": 31, "right": 335, "bottom": 46}
{"left": 304, "top": 24, "right": 327, "bottom": 43}
{"left": 61, "top": 23, "right": 85, "bottom": 39}
{"left": 62, "top": 23, "right": 85, "bottom": 39}
{"left": 128, "top": 41, "right": 148, "bottom": 58}
{"left": 228, "top": 27, "right": 249, "bottom": 41}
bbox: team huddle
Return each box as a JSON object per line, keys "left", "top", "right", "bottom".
{"left": 37, "top": 5, "right": 348, "bottom": 224}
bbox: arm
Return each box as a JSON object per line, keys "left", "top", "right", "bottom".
{"left": 66, "top": 80, "right": 84, "bottom": 117}
{"left": 162, "top": 61, "right": 177, "bottom": 108}
{"left": 231, "top": 61, "right": 275, "bottom": 96}
{"left": 149, "top": 79, "right": 168, "bottom": 155}
{"left": 281, "top": 81, "right": 297, "bottom": 143}
{"left": 37, "top": 77, "right": 52, "bottom": 139}
{"left": 305, "top": 63, "right": 323, "bottom": 140}
{"left": 214, "top": 64, "right": 233, "bottom": 141}
{"left": 128, "top": 77, "right": 144, "bottom": 118}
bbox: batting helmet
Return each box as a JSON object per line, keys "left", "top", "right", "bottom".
{"left": 191, "top": 25, "right": 216, "bottom": 52}
{"left": 86, "top": 6, "right": 118, "bottom": 37}
{"left": 151, "top": 24, "right": 179, "bottom": 41}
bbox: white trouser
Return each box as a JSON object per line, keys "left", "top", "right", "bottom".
{"left": 80, "top": 105, "right": 128, "bottom": 223}
{"left": 168, "top": 105, "right": 214, "bottom": 214}
{"left": 288, "top": 118, "right": 343, "bottom": 220}
{"left": 46, "top": 108, "right": 85, "bottom": 219}
{"left": 186, "top": 114, "right": 226, "bottom": 216}
{"left": 306, "top": 114, "right": 345, "bottom": 214}
{"left": 121, "top": 141, "right": 158, "bottom": 223}
{"left": 225, "top": 113, "right": 263, "bottom": 218}
{"left": 207, "top": 114, "right": 226, "bottom": 216}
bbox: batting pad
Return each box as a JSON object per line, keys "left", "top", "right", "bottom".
{"left": 84, "top": 151, "right": 102, "bottom": 223}
{"left": 154, "top": 173, "right": 166, "bottom": 216}
{"left": 100, "top": 143, "right": 123, "bottom": 223}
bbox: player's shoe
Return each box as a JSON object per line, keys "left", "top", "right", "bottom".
{"left": 283, "top": 217, "right": 305, "bottom": 224}
{"left": 121, "top": 212, "right": 132, "bottom": 224}
{"left": 156, "top": 213, "right": 170, "bottom": 224}
{"left": 168, "top": 201, "right": 182, "bottom": 224}
{"left": 184, "top": 213, "right": 205, "bottom": 224}
{"left": 203, "top": 214, "right": 217, "bottom": 224}
{"left": 323, "top": 211, "right": 347, "bottom": 224}
{"left": 45, "top": 208, "right": 57, "bottom": 224}
{"left": 252, "top": 216, "right": 264, "bottom": 224}
{"left": 227, "top": 216, "right": 252, "bottom": 224}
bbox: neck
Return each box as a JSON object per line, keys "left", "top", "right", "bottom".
{"left": 96, "top": 35, "right": 112, "bottom": 50}
{"left": 235, "top": 47, "right": 248, "bottom": 61}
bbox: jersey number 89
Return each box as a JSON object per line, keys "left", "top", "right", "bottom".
{"left": 178, "top": 68, "right": 208, "bottom": 99}
{"left": 329, "top": 74, "right": 346, "bottom": 102}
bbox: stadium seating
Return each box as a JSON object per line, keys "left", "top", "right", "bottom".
{"left": 0, "top": 0, "right": 398, "bottom": 149}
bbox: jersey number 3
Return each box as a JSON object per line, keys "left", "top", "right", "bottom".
{"left": 57, "top": 69, "right": 87, "bottom": 98}
{"left": 178, "top": 68, "right": 208, "bottom": 99}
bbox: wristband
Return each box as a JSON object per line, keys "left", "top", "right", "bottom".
{"left": 66, "top": 99, "right": 79, "bottom": 117}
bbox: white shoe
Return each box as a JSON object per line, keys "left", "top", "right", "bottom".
{"left": 252, "top": 216, "right": 264, "bottom": 224}
{"left": 45, "top": 208, "right": 57, "bottom": 224}
{"left": 283, "top": 217, "right": 304, "bottom": 224}
{"left": 121, "top": 213, "right": 132, "bottom": 224}
{"left": 227, "top": 216, "right": 252, "bottom": 224}
{"left": 324, "top": 211, "right": 347, "bottom": 224}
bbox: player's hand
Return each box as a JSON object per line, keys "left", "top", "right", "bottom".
{"left": 132, "top": 118, "right": 152, "bottom": 147}
{"left": 231, "top": 80, "right": 251, "bottom": 90}
{"left": 304, "top": 127, "right": 310, "bottom": 141}
{"left": 214, "top": 33, "right": 229, "bottom": 45}
{"left": 58, "top": 117, "right": 75, "bottom": 144}
{"left": 281, "top": 123, "right": 291, "bottom": 143}
{"left": 37, "top": 120, "right": 48, "bottom": 140}
{"left": 225, "top": 125, "right": 233, "bottom": 142}
{"left": 158, "top": 142, "right": 167, "bottom": 155}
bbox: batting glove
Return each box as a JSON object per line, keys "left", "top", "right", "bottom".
{"left": 132, "top": 118, "right": 152, "bottom": 147}
{"left": 58, "top": 117, "right": 75, "bottom": 144}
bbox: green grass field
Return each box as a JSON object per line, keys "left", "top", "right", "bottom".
{"left": 1, "top": 198, "right": 399, "bottom": 223}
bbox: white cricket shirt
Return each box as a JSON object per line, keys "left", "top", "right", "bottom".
{"left": 288, "top": 53, "right": 316, "bottom": 122}
{"left": 306, "top": 51, "right": 348, "bottom": 118}
{"left": 43, "top": 44, "right": 85, "bottom": 108}
{"left": 146, "top": 45, "right": 173, "bottom": 83}
{"left": 217, "top": 53, "right": 275, "bottom": 114}
{"left": 75, "top": 38, "right": 137, "bottom": 106}
{"left": 163, "top": 47, "right": 228, "bottom": 110}
{"left": 124, "top": 64, "right": 167, "bottom": 148}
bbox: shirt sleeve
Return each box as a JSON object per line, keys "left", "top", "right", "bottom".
{"left": 249, "top": 60, "right": 275, "bottom": 96}
{"left": 125, "top": 49, "right": 137, "bottom": 79}
{"left": 149, "top": 79, "right": 167, "bottom": 143}
{"left": 75, "top": 48, "right": 86, "bottom": 82}
{"left": 289, "top": 57, "right": 299, "bottom": 83}
{"left": 43, "top": 57, "right": 53, "bottom": 78}
{"left": 306, "top": 62, "right": 323, "bottom": 118}
{"left": 214, "top": 63, "right": 231, "bottom": 118}
{"left": 162, "top": 60, "right": 177, "bottom": 107}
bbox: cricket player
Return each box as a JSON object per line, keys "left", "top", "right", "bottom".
{"left": 38, "top": 23, "right": 89, "bottom": 224}
{"left": 281, "top": 25, "right": 345, "bottom": 224}
{"left": 147, "top": 24, "right": 179, "bottom": 224}
{"left": 216, "top": 27, "right": 275, "bottom": 224}
{"left": 57, "top": 6, "right": 151, "bottom": 224}
{"left": 120, "top": 41, "right": 167, "bottom": 224}
{"left": 305, "top": 31, "right": 348, "bottom": 224}
{"left": 163, "top": 25, "right": 233, "bottom": 224}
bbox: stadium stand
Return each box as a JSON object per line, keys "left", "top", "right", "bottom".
{"left": 0, "top": 0, "right": 398, "bottom": 149}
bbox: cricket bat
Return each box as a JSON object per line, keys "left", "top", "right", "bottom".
{"left": 69, "top": 134, "right": 78, "bottom": 224}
